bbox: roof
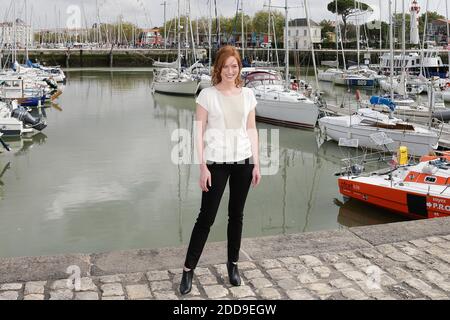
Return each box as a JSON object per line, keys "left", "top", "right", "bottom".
{"left": 432, "top": 19, "right": 450, "bottom": 25}
{"left": 288, "top": 18, "right": 319, "bottom": 27}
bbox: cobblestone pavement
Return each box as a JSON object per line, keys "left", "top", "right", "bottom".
{"left": 1, "top": 234, "right": 449, "bottom": 300}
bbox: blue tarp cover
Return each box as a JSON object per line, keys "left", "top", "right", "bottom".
{"left": 370, "top": 96, "right": 396, "bottom": 111}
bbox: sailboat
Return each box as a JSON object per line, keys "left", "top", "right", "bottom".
{"left": 242, "top": 0, "right": 319, "bottom": 129}
{"left": 320, "top": 0, "right": 440, "bottom": 157}
{"left": 185, "top": 61, "right": 211, "bottom": 91}
{"left": 338, "top": 151, "right": 450, "bottom": 219}
{"left": 243, "top": 68, "right": 319, "bottom": 129}
{"left": 151, "top": 0, "right": 200, "bottom": 95}
{"left": 318, "top": 107, "right": 439, "bottom": 156}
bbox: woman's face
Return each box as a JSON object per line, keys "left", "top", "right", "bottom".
{"left": 220, "top": 56, "right": 239, "bottom": 85}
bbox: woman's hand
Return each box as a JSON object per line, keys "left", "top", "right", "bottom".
{"left": 200, "top": 164, "right": 212, "bottom": 192}
{"left": 252, "top": 165, "right": 261, "bottom": 187}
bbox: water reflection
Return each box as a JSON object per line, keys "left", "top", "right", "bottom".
{"left": 0, "top": 133, "right": 47, "bottom": 202}
{"left": 0, "top": 70, "right": 414, "bottom": 258}
{"left": 2, "top": 132, "right": 48, "bottom": 156}
{"left": 336, "top": 198, "right": 408, "bottom": 227}
{"left": 0, "top": 162, "right": 11, "bottom": 199}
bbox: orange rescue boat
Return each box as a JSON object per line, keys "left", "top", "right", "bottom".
{"left": 338, "top": 151, "right": 450, "bottom": 219}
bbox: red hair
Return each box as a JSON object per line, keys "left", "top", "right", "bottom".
{"left": 212, "top": 45, "right": 243, "bottom": 87}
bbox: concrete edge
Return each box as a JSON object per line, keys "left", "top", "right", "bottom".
{"left": 1, "top": 217, "right": 449, "bottom": 283}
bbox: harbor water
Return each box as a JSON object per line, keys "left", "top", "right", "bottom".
{"left": 0, "top": 68, "right": 425, "bottom": 258}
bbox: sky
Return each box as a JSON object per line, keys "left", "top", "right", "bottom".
{"left": 0, "top": 0, "right": 449, "bottom": 30}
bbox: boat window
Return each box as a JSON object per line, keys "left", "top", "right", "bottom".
{"left": 424, "top": 176, "right": 436, "bottom": 183}
{"left": 360, "top": 119, "right": 376, "bottom": 125}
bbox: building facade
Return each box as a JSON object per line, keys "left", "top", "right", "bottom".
{"left": 284, "top": 18, "right": 322, "bottom": 49}
{"left": 0, "top": 19, "right": 33, "bottom": 48}
{"left": 429, "top": 19, "right": 450, "bottom": 47}
{"left": 138, "top": 28, "right": 162, "bottom": 47}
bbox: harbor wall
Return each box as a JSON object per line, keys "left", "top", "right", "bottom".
{"left": 2, "top": 48, "right": 449, "bottom": 69}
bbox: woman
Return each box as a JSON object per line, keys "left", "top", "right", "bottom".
{"left": 180, "top": 45, "right": 261, "bottom": 295}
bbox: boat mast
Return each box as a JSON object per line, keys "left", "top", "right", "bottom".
{"left": 208, "top": 0, "right": 212, "bottom": 71}
{"left": 420, "top": 0, "right": 429, "bottom": 77}
{"left": 177, "top": 0, "right": 181, "bottom": 75}
{"left": 338, "top": 7, "right": 346, "bottom": 70}
{"left": 268, "top": 0, "right": 271, "bottom": 62}
{"left": 161, "top": 1, "right": 167, "bottom": 49}
{"left": 195, "top": 6, "right": 199, "bottom": 47}
{"left": 188, "top": 0, "right": 196, "bottom": 63}
{"left": 304, "top": 0, "right": 320, "bottom": 91}
{"left": 446, "top": 0, "right": 449, "bottom": 67}
{"left": 25, "top": 0, "right": 28, "bottom": 61}
{"left": 284, "top": 0, "right": 289, "bottom": 89}
{"left": 354, "top": 0, "right": 360, "bottom": 68}
{"left": 335, "top": 0, "right": 339, "bottom": 69}
{"left": 264, "top": 1, "right": 279, "bottom": 67}
{"left": 379, "top": 0, "right": 382, "bottom": 50}
{"left": 13, "top": 1, "right": 17, "bottom": 64}
{"left": 389, "top": 0, "right": 394, "bottom": 102}
{"left": 401, "top": 0, "right": 406, "bottom": 98}
{"left": 241, "top": 0, "right": 245, "bottom": 61}
{"left": 185, "top": 0, "right": 189, "bottom": 65}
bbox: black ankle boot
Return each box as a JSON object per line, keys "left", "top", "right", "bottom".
{"left": 227, "top": 262, "right": 241, "bottom": 286}
{"left": 179, "top": 269, "right": 194, "bottom": 295}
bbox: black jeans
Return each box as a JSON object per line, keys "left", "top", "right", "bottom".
{"left": 184, "top": 158, "right": 254, "bottom": 270}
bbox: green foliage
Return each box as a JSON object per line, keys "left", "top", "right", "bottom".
{"left": 327, "top": 0, "right": 370, "bottom": 17}
{"left": 419, "top": 11, "right": 445, "bottom": 25}
{"left": 320, "top": 19, "right": 335, "bottom": 40}
{"left": 327, "top": 0, "right": 372, "bottom": 42}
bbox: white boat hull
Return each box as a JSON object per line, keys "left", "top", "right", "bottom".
{"left": 319, "top": 119, "right": 438, "bottom": 156}
{"left": 199, "top": 77, "right": 212, "bottom": 90}
{"left": 333, "top": 77, "right": 347, "bottom": 86}
{"left": 379, "top": 79, "right": 425, "bottom": 95}
{"left": 152, "top": 79, "right": 199, "bottom": 95}
{"left": 0, "top": 118, "right": 24, "bottom": 137}
{"left": 441, "top": 91, "right": 450, "bottom": 102}
{"left": 256, "top": 99, "right": 319, "bottom": 129}
{"left": 318, "top": 69, "right": 343, "bottom": 82}
{"left": 318, "top": 72, "right": 337, "bottom": 82}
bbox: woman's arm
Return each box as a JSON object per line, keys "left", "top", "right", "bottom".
{"left": 196, "top": 104, "right": 211, "bottom": 192}
{"left": 247, "top": 109, "right": 261, "bottom": 187}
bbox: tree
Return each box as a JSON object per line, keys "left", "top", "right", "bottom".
{"left": 327, "top": 0, "right": 371, "bottom": 44}
{"left": 365, "top": 21, "right": 389, "bottom": 49}
{"left": 251, "top": 10, "right": 285, "bottom": 46}
{"left": 419, "top": 11, "right": 445, "bottom": 27}
{"left": 319, "top": 19, "right": 335, "bottom": 42}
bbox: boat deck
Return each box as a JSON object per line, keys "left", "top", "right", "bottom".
{"left": 319, "top": 104, "right": 450, "bottom": 150}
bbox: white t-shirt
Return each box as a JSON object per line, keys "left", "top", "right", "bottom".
{"left": 196, "top": 86, "right": 257, "bottom": 163}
